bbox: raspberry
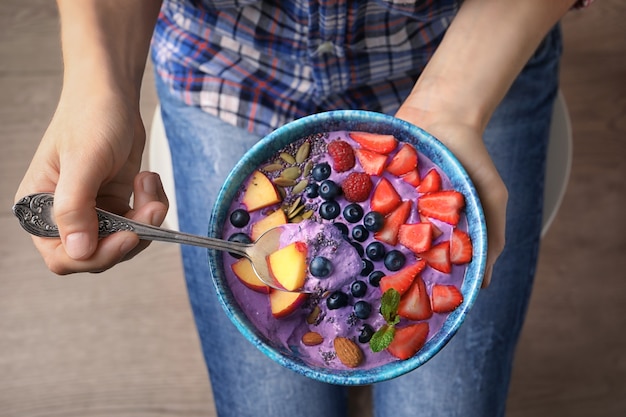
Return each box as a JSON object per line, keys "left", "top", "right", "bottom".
{"left": 342, "top": 172, "right": 373, "bottom": 202}
{"left": 327, "top": 140, "right": 355, "bottom": 172}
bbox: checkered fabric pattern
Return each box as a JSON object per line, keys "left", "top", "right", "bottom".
{"left": 151, "top": 0, "right": 459, "bottom": 135}
{"left": 151, "top": 0, "right": 594, "bottom": 136}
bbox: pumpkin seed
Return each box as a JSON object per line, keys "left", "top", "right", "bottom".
{"left": 292, "top": 179, "right": 308, "bottom": 194}
{"left": 279, "top": 152, "right": 296, "bottom": 164}
{"left": 295, "top": 141, "right": 311, "bottom": 163}
{"left": 303, "top": 161, "right": 313, "bottom": 177}
{"left": 262, "top": 163, "right": 283, "bottom": 172}
{"left": 306, "top": 305, "right": 321, "bottom": 324}
{"left": 288, "top": 204, "right": 305, "bottom": 219}
{"left": 281, "top": 166, "right": 301, "bottom": 180}
{"left": 287, "top": 196, "right": 302, "bottom": 215}
{"left": 273, "top": 177, "right": 297, "bottom": 187}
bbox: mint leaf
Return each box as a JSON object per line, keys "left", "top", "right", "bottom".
{"left": 370, "top": 324, "right": 396, "bottom": 352}
{"left": 380, "top": 288, "right": 400, "bottom": 323}
{"left": 370, "top": 289, "right": 401, "bottom": 353}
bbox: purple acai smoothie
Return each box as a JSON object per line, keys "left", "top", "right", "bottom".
{"left": 221, "top": 130, "right": 473, "bottom": 370}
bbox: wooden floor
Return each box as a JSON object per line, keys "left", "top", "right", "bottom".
{"left": 1, "top": 1, "right": 624, "bottom": 416}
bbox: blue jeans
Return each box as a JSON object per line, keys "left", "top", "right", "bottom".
{"left": 155, "top": 26, "right": 561, "bottom": 417}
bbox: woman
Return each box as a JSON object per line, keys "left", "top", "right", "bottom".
{"left": 16, "top": 1, "right": 590, "bottom": 416}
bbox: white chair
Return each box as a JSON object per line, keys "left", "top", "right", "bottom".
{"left": 541, "top": 90, "right": 573, "bottom": 237}
{"left": 148, "top": 93, "right": 572, "bottom": 236}
{"left": 148, "top": 104, "right": 179, "bottom": 231}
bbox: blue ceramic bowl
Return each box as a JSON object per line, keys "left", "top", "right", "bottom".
{"left": 208, "top": 110, "right": 487, "bottom": 385}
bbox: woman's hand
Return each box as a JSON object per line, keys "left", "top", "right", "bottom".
{"left": 15, "top": 0, "right": 164, "bottom": 274}
{"left": 396, "top": 0, "right": 577, "bottom": 286}
{"left": 395, "top": 106, "right": 507, "bottom": 288}
{"left": 15, "top": 87, "right": 168, "bottom": 275}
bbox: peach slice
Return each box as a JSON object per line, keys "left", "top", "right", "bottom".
{"left": 269, "top": 290, "right": 308, "bottom": 318}
{"left": 231, "top": 258, "right": 271, "bottom": 294}
{"left": 267, "top": 241, "right": 308, "bottom": 291}
{"left": 250, "top": 209, "right": 287, "bottom": 241}
{"left": 242, "top": 170, "right": 282, "bottom": 212}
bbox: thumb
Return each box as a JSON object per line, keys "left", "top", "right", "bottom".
{"left": 53, "top": 155, "right": 108, "bottom": 260}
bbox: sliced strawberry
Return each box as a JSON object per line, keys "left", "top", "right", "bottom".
{"left": 417, "top": 190, "right": 465, "bottom": 225}
{"left": 370, "top": 177, "right": 402, "bottom": 215}
{"left": 379, "top": 259, "right": 426, "bottom": 296}
{"left": 431, "top": 284, "right": 464, "bottom": 313}
{"left": 387, "top": 322, "right": 430, "bottom": 360}
{"left": 398, "top": 222, "right": 432, "bottom": 254}
{"left": 419, "top": 215, "right": 443, "bottom": 239}
{"left": 349, "top": 131, "right": 398, "bottom": 154}
{"left": 354, "top": 148, "right": 388, "bottom": 176}
{"left": 417, "top": 169, "right": 441, "bottom": 193}
{"left": 386, "top": 143, "right": 418, "bottom": 176}
{"left": 420, "top": 241, "right": 451, "bottom": 273}
{"left": 375, "top": 200, "right": 412, "bottom": 245}
{"left": 401, "top": 168, "right": 421, "bottom": 187}
{"left": 450, "top": 229, "right": 473, "bottom": 264}
{"left": 398, "top": 275, "right": 433, "bottom": 321}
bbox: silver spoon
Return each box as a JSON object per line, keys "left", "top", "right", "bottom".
{"left": 12, "top": 192, "right": 305, "bottom": 293}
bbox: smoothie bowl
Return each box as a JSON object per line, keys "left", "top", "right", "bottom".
{"left": 207, "top": 110, "right": 486, "bottom": 385}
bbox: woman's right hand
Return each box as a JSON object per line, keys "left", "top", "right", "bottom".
{"left": 15, "top": 0, "right": 165, "bottom": 274}
{"left": 15, "top": 85, "right": 168, "bottom": 275}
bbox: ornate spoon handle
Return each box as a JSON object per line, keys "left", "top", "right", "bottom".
{"left": 12, "top": 193, "right": 248, "bottom": 257}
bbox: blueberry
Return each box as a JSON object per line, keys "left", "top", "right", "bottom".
{"left": 343, "top": 203, "right": 364, "bottom": 223}
{"left": 363, "top": 211, "right": 385, "bottom": 232}
{"left": 318, "top": 180, "right": 341, "bottom": 200}
{"left": 310, "top": 256, "right": 333, "bottom": 278}
{"left": 360, "top": 259, "right": 374, "bottom": 277}
{"left": 228, "top": 232, "right": 252, "bottom": 244}
{"left": 227, "top": 232, "right": 252, "bottom": 258}
{"left": 326, "top": 291, "right": 349, "bottom": 310}
{"left": 319, "top": 201, "right": 341, "bottom": 220}
{"left": 312, "top": 162, "right": 332, "bottom": 181}
{"left": 304, "top": 182, "right": 319, "bottom": 199}
{"left": 369, "top": 270, "right": 386, "bottom": 287}
{"left": 366, "top": 241, "right": 386, "bottom": 261}
{"left": 351, "top": 280, "right": 368, "bottom": 298}
{"left": 229, "top": 208, "right": 250, "bottom": 228}
{"left": 333, "top": 222, "right": 349, "bottom": 237}
{"left": 351, "top": 225, "right": 369, "bottom": 242}
{"left": 350, "top": 241, "right": 365, "bottom": 257}
{"left": 358, "top": 324, "right": 376, "bottom": 343}
{"left": 384, "top": 250, "right": 406, "bottom": 271}
{"left": 354, "top": 301, "right": 372, "bottom": 319}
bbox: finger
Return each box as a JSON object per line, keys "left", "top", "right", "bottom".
{"left": 479, "top": 178, "right": 508, "bottom": 288}
{"left": 130, "top": 171, "right": 169, "bottom": 226}
{"left": 53, "top": 151, "right": 111, "bottom": 260}
{"left": 33, "top": 231, "right": 139, "bottom": 275}
{"left": 119, "top": 172, "right": 169, "bottom": 261}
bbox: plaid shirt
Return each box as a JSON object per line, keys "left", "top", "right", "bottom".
{"left": 152, "top": 0, "right": 459, "bottom": 135}
{"left": 151, "top": 0, "right": 592, "bottom": 136}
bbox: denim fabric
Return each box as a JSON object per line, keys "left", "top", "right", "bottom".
{"left": 155, "top": 25, "right": 561, "bottom": 417}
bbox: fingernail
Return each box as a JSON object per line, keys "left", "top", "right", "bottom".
{"left": 120, "top": 236, "right": 137, "bottom": 255}
{"left": 142, "top": 173, "right": 159, "bottom": 196}
{"left": 65, "top": 232, "right": 91, "bottom": 259}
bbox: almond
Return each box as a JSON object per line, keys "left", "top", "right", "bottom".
{"left": 333, "top": 337, "right": 364, "bottom": 368}
{"left": 302, "top": 331, "right": 324, "bottom": 346}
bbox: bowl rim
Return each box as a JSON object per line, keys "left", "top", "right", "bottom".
{"left": 208, "top": 110, "right": 487, "bottom": 385}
